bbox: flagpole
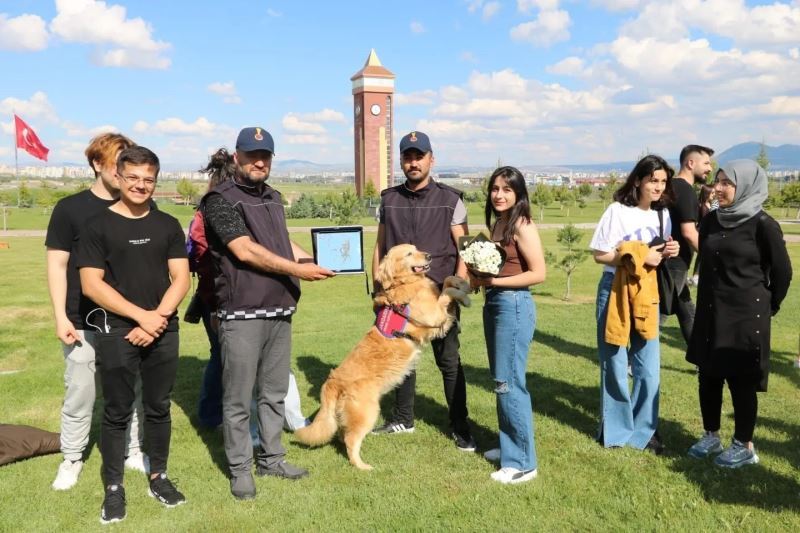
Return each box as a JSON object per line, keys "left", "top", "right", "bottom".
{"left": 13, "top": 111, "right": 20, "bottom": 207}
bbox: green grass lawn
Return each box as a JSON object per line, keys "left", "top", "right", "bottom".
{"left": 1, "top": 233, "right": 799, "bottom": 532}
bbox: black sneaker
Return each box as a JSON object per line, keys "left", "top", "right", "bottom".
{"left": 453, "top": 431, "right": 477, "bottom": 452}
{"left": 255, "top": 460, "right": 308, "bottom": 480}
{"left": 148, "top": 473, "right": 186, "bottom": 507}
{"left": 100, "top": 484, "right": 126, "bottom": 525}
{"left": 645, "top": 431, "right": 665, "bottom": 456}
{"left": 371, "top": 422, "right": 415, "bottom": 435}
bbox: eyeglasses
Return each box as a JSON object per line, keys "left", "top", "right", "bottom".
{"left": 119, "top": 175, "right": 157, "bottom": 187}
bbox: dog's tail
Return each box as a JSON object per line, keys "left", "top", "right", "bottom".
{"left": 294, "top": 380, "right": 339, "bottom": 446}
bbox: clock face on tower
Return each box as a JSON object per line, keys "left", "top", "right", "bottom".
{"left": 355, "top": 104, "right": 361, "bottom": 116}
{"left": 370, "top": 104, "right": 381, "bottom": 116}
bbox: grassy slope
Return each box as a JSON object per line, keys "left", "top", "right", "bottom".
{"left": 0, "top": 232, "right": 798, "bottom": 532}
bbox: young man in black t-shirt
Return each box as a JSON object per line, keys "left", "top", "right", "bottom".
{"left": 77, "top": 146, "right": 190, "bottom": 524}
{"left": 45, "top": 133, "right": 149, "bottom": 491}
{"left": 662, "top": 144, "right": 714, "bottom": 344}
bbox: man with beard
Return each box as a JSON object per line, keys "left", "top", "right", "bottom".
{"left": 662, "top": 144, "right": 714, "bottom": 344}
{"left": 371, "top": 131, "right": 476, "bottom": 452}
{"left": 201, "top": 127, "right": 334, "bottom": 500}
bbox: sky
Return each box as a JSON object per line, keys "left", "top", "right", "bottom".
{"left": 1, "top": 0, "right": 799, "bottom": 169}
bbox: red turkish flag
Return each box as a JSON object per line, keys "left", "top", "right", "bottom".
{"left": 14, "top": 115, "right": 50, "bottom": 162}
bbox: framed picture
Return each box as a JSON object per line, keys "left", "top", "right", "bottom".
{"left": 310, "top": 226, "right": 365, "bottom": 274}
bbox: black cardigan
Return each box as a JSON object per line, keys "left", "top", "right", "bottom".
{"left": 686, "top": 210, "right": 792, "bottom": 391}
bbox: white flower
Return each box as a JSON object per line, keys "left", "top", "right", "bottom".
{"left": 460, "top": 240, "right": 502, "bottom": 275}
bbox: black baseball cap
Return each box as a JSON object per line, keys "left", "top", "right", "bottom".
{"left": 399, "top": 131, "right": 432, "bottom": 154}
{"left": 236, "top": 127, "right": 275, "bottom": 153}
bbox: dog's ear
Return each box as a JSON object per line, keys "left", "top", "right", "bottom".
{"left": 376, "top": 253, "right": 394, "bottom": 286}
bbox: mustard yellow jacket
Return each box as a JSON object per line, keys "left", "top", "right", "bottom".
{"left": 604, "top": 241, "right": 660, "bottom": 346}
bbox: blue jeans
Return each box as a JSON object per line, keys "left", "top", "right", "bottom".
{"left": 483, "top": 288, "right": 537, "bottom": 471}
{"left": 596, "top": 271, "right": 660, "bottom": 449}
{"left": 197, "top": 302, "right": 223, "bottom": 428}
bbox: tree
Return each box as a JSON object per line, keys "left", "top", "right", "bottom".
{"left": 599, "top": 172, "right": 619, "bottom": 208}
{"left": 578, "top": 183, "right": 593, "bottom": 199}
{"left": 176, "top": 178, "right": 199, "bottom": 205}
{"left": 561, "top": 189, "right": 578, "bottom": 218}
{"left": 529, "top": 184, "right": 553, "bottom": 223}
{"left": 333, "top": 189, "right": 365, "bottom": 225}
{"left": 545, "top": 223, "right": 590, "bottom": 300}
{"left": 18, "top": 181, "right": 33, "bottom": 208}
{"left": 778, "top": 182, "right": 800, "bottom": 219}
{"left": 287, "top": 193, "right": 317, "bottom": 219}
{"left": 756, "top": 141, "right": 770, "bottom": 171}
{"left": 363, "top": 181, "right": 379, "bottom": 201}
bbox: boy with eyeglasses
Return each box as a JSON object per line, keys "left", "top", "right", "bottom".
{"left": 77, "top": 146, "right": 190, "bottom": 523}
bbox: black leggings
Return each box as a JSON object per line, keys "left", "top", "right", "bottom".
{"left": 698, "top": 371, "right": 759, "bottom": 443}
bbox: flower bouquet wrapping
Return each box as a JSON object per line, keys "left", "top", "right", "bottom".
{"left": 458, "top": 233, "right": 506, "bottom": 278}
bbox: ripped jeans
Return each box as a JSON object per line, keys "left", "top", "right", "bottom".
{"left": 483, "top": 287, "right": 537, "bottom": 471}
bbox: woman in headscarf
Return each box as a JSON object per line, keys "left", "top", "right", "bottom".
{"left": 686, "top": 159, "right": 792, "bottom": 468}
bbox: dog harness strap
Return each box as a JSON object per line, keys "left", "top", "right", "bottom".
{"left": 392, "top": 330, "right": 421, "bottom": 343}
{"left": 375, "top": 304, "right": 410, "bottom": 338}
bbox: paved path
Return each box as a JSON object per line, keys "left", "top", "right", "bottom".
{"left": 3, "top": 222, "right": 800, "bottom": 242}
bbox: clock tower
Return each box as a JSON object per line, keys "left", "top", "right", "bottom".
{"left": 351, "top": 49, "right": 395, "bottom": 196}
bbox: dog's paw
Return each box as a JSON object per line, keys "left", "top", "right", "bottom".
{"left": 444, "top": 275, "right": 470, "bottom": 293}
{"left": 444, "top": 287, "right": 471, "bottom": 307}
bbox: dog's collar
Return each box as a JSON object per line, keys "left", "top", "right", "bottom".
{"left": 391, "top": 330, "right": 422, "bottom": 344}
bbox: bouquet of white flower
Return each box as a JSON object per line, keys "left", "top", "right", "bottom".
{"left": 459, "top": 234, "right": 506, "bottom": 277}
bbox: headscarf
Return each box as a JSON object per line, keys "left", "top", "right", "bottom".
{"left": 715, "top": 159, "right": 768, "bottom": 228}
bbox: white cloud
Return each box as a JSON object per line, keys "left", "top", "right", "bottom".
{"left": 758, "top": 96, "right": 800, "bottom": 116}
{"left": 207, "top": 81, "right": 242, "bottom": 104}
{"left": 0, "top": 14, "right": 49, "bottom": 51}
{"left": 483, "top": 1, "right": 501, "bottom": 20}
{"left": 517, "top": 0, "right": 561, "bottom": 13}
{"left": 282, "top": 115, "right": 325, "bottom": 134}
{"left": 510, "top": 8, "right": 571, "bottom": 46}
{"left": 0, "top": 91, "right": 59, "bottom": 123}
{"left": 790, "top": 48, "right": 799, "bottom": 60}
{"left": 300, "top": 109, "right": 345, "bottom": 122}
{"left": 466, "top": 0, "right": 484, "bottom": 13}
{"left": 591, "top": 0, "right": 641, "bottom": 10}
{"left": 62, "top": 121, "right": 118, "bottom": 137}
{"left": 410, "top": 21, "right": 426, "bottom": 33}
{"left": 50, "top": 0, "right": 171, "bottom": 69}
{"left": 395, "top": 90, "right": 438, "bottom": 106}
{"left": 619, "top": 0, "right": 800, "bottom": 47}
{"left": 284, "top": 134, "right": 330, "bottom": 145}
{"left": 141, "top": 117, "right": 225, "bottom": 136}
{"left": 266, "top": 8, "right": 282, "bottom": 17}
{"left": 546, "top": 56, "right": 586, "bottom": 76}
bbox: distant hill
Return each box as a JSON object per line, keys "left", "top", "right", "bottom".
{"left": 716, "top": 143, "right": 800, "bottom": 170}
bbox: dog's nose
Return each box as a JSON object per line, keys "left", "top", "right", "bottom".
{"left": 424, "top": 253, "right": 431, "bottom": 261}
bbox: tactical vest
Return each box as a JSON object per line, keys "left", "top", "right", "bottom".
{"left": 380, "top": 180, "right": 463, "bottom": 285}
{"left": 202, "top": 180, "right": 300, "bottom": 320}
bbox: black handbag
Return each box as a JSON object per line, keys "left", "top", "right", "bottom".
{"left": 654, "top": 208, "right": 675, "bottom": 315}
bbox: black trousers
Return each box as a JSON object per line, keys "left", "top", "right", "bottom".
{"left": 661, "top": 264, "right": 696, "bottom": 345}
{"left": 389, "top": 309, "right": 469, "bottom": 434}
{"left": 698, "top": 371, "right": 759, "bottom": 443}
{"left": 97, "top": 330, "right": 179, "bottom": 485}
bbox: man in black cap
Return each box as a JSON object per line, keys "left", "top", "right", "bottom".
{"left": 201, "top": 127, "right": 335, "bottom": 500}
{"left": 371, "top": 131, "right": 476, "bottom": 451}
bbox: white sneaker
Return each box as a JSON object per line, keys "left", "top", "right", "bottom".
{"left": 52, "top": 459, "right": 84, "bottom": 490}
{"left": 483, "top": 448, "right": 501, "bottom": 462}
{"left": 124, "top": 452, "right": 150, "bottom": 474}
{"left": 490, "top": 467, "right": 538, "bottom": 484}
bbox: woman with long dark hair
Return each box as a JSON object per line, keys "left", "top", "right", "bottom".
{"left": 686, "top": 160, "right": 791, "bottom": 467}
{"left": 468, "top": 166, "right": 546, "bottom": 484}
{"left": 589, "top": 154, "right": 679, "bottom": 453}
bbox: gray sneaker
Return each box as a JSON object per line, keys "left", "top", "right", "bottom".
{"left": 230, "top": 473, "right": 256, "bottom": 500}
{"left": 687, "top": 432, "right": 724, "bottom": 459}
{"left": 714, "top": 439, "right": 759, "bottom": 468}
{"left": 256, "top": 460, "right": 308, "bottom": 480}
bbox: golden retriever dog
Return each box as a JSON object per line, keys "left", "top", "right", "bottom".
{"left": 294, "top": 244, "right": 471, "bottom": 470}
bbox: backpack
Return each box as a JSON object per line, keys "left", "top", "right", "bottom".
{"left": 187, "top": 209, "right": 211, "bottom": 276}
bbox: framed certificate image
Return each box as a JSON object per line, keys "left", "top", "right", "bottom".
{"left": 310, "top": 226, "right": 365, "bottom": 274}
